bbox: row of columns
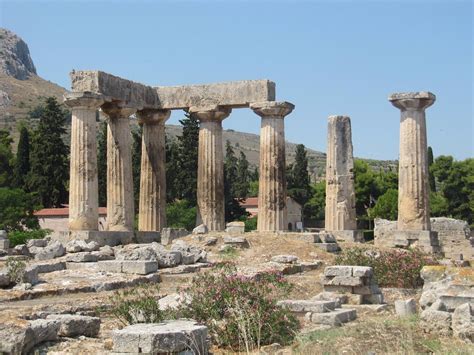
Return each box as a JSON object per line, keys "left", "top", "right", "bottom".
{"left": 65, "top": 92, "right": 295, "bottom": 234}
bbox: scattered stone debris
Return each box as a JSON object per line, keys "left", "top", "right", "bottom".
{"left": 271, "top": 255, "right": 299, "bottom": 264}
{"left": 193, "top": 224, "right": 208, "bottom": 234}
{"left": 223, "top": 236, "right": 249, "bottom": 248}
{"left": 161, "top": 228, "right": 189, "bottom": 245}
{"left": 46, "top": 314, "right": 100, "bottom": 337}
{"left": 112, "top": 320, "right": 208, "bottom": 354}
{"left": 322, "top": 266, "right": 384, "bottom": 304}
{"left": 225, "top": 221, "right": 245, "bottom": 235}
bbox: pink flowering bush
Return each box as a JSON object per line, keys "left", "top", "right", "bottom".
{"left": 173, "top": 263, "right": 299, "bottom": 351}
{"left": 335, "top": 247, "right": 438, "bottom": 288}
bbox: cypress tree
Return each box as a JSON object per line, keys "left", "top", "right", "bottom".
{"left": 0, "top": 129, "right": 14, "bottom": 187}
{"left": 97, "top": 120, "right": 107, "bottom": 207}
{"left": 132, "top": 125, "right": 142, "bottom": 213}
{"left": 165, "top": 136, "right": 180, "bottom": 202}
{"left": 14, "top": 126, "right": 30, "bottom": 190}
{"left": 176, "top": 113, "right": 199, "bottom": 205}
{"left": 28, "top": 97, "right": 69, "bottom": 208}
{"left": 428, "top": 146, "right": 436, "bottom": 192}
{"left": 235, "top": 151, "right": 250, "bottom": 198}
{"left": 288, "top": 144, "right": 311, "bottom": 206}
{"left": 224, "top": 141, "right": 246, "bottom": 221}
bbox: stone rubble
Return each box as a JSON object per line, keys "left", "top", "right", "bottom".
{"left": 395, "top": 298, "right": 417, "bottom": 317}
{"left": 160, "top": 227, "right": 189, "bottom": 245}
{"left": 322, "top": 266, "right": 384, "bottom": 304}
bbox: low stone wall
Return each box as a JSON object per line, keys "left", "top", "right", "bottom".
{"left": 374, "top": 217, "right": 474, "bottom": 260}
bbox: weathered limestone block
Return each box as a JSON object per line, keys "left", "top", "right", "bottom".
{"left": 271, "top": 255, "right": 299, "bottom": 264}
{"left": 277, "top": 300, "right": 337, "bottom": 313}
{"left": 137, "top": 109, "right": 170, "bottom": 232}
{"left": 112, "top": 320, "right": 208, "bottom": 354}
{"left": 389, "top": 91, "right": 435, "bottom": 231}
{"left": 431, "top": 217, "right": 474, "bottom": 260}
{"left": 46, "top": 314, "right": 101, "bottom": 337}
{"left": 155, "top": 79, "right": 275, "bottom": 109}
{"left": 250, "top": 101, "right": 294, "bottom": 232}
{"left": 192, "top": 105, "right": 231, "bottom": 231}
{"left": 64, "top": 92, "right": 104, "bottom": 231}
{"left": 66, "top": 251, "right": 98, "bottom": 263}
{"left": 102, "top": 103, "right": 136, "bottom": 232}
{"left": 0, "top": 239, "right": 9, "bottom": 250}
{"left": 0, "top": 322, "right": 35, "bottom": 354}
{"left": 452, "top": 303, "right": 474, "bottom": 342}
{"left": 161, "top": 228, "right": 188, "bottom": 245}
{"left": 420, "top": 309, "right": 452, "bottom": 336}
{"left": 225, "top": 221, "right": 245, "bottom": 235}
{"left": 325, "top": 115, "right": 357, "bottom": 232}
{"left": 306, "top": 308, "right": 357, "bottom": 326}
{"left": 395, "top": 298, "right": 417, "bottom": 316}
{"left": 223, "top": 236, "right": 249, "bottom": 248}
{"left": 29, "top": 319, "right": 60, "bottom": 343}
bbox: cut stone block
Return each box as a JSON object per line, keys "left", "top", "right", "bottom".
{"left": 271, "top": 255, "right": 298, "bottom": 264}
{"left": 29, "top": 319, "right": 60, "bottom": 343}
{"left": 55, "top": 230, "right": 134, "bottom": 247}
{"left": 323, "top": 276, "right": 364, "bottom": 287}
{"left": 452, "top": 303, "right": 474, "bottom": 342}
{"left": 225, "top": 221, "right": 245, "bottom": 235}
{"left": 395, "top": 298, "right": 417, "bottom": 316}
{"left": 331, "top": 230, "right": 365, "bottom": 243}
{"left": 66, "top": 252, "right": 98, "bottom": 263}
{"left": 0, "top": 239, "right": 10, "bottom": 250}
{"left": 46, "top": 314, "right": 100, "bottom": 337}
{"left": 420, "top": 309, "right": 452, "bottom": 336}
{"left": 223, "top": 236, "right": 249, "bottom": 248}
{"left": 306, "top": 308, "right": 357, "bottom": 326}
{"left": 297, "top": 233, "right": 320, "bottom": 243}
{"left": 160, "top": 228, "right": 188, "bottom": 245}
{"left": 315, "top": 243, "right": 340, "bottom": 253}
{"left": 112, "top": 320, "right": 208, "bottom": 354}
{"left": 135, "top": 231, "right": 161, "bottom": 244}
{"left": 277, "top": 300, "right": 337, "bottom": 313}
{"left": 439, "top": 295, "right": 474, "bottom": 312}
{"left": 98, "top": 260, "right": 123, "bottom": 273}
{"left": 324, "top": 266, "right": 353, "bottom": 277}
{"left": 362, "top": 293, "right": 384, "bottom": 304}
{"left": 352, "top": 266, "right": 373, "bottom": 277}
{"left": 121, "top": 261, "right": 158, "bottom": 275}
{"left": 34, "top": 261, "right": 66, "bottom": 274}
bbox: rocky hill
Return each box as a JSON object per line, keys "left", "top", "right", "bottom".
{"left": 0, "top": 28, "right": 66, "bottom": 140}
{"left": 0, "top": 28, "right": 396, "bottom": 179}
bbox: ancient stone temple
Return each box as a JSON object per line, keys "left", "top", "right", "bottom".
{"left": 376, "top": 92, "right": 440, "bottom": 253}
{"left": 60, "top": 70, "right": 294, "bottom": 245}
{"left": 324, "top": 115, "right": 363, "bottom": 242}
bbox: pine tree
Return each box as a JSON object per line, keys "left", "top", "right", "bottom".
{"left": 0, "top": 129, "right": 14, "bottom": 187}
{"left": 97, "top": 120, "right": 107, "bottom": 207}
{"left": 224, "top": 141, "right": 246, "bottom": 221}
{"left": 132, "top": 125, "right": 142, "bottom": 213}
{"left": 234, "top": 151, "right": 250, "bottom": 198}
{"left": 176, "top": 113, "right": 199, "bottom": 205}
{"left": 287, "top": 144, "right": 311, "bottom": 206}
{"left": 14, "top": 125, "right": 30, "bottom": 190}
{"left": 28, "top": 97, "right": 69, "bottom": 207}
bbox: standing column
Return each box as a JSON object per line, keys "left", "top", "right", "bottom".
{"left": 250, "top": 101, "right": 294, "bottom": 232}
{"left": 325, "top": 115, "right": 357, "bottom": 231}
{"left": 190, "top": 105, "right": 231, "bottom": 231}
{"left": 101, "top": 103, "right": 137, "bottom": 232}
{"left": 64, "top": 92, "right": 104, "bottom": 231}
{"left": 389, "top": 92, "right": 436, "bottom": 231}
{"left": 136, "top": 109, "right": 171, "bottom": 232}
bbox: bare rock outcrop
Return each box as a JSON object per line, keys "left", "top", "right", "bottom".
{"left": 0, "top": 28, "right": 36, "bottom": 80}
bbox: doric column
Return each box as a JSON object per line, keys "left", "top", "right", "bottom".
{"left": 190, "top": 105, "right": 231, "bottom": 231}
{"left": 250, "top": 101, "right": 294, "bottom": 232}
{"left": 64, "top": 92, "right": 104, "bottom": 231}
{"left": 101, "top": 103, "right": 137, "bottom": 232}
{"left": 325, "top": 115, "right": 357, "bottom": 231}
{"left": 389, "top": 92, "right": 436, "bottom": 231}
{"left": 136, "top": 109, "right": 171, "bottom": 232}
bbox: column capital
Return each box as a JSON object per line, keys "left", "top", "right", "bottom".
{"left": 250, "top": 101, "right": 294, "bottom": 118}
{"left": 64, "top": 92, "right": 104, "bottom": 109}
{"left": 101, "top": 102, "right": 137, "bottom": 119}
{"left": 188, "top": 105, "right": 231, "bottom": 122}
{"left": 388, "top": 91, "right": 436, "bottom": 111}
{"left": 136, "top": 109, "right": 171, "bottom": 125}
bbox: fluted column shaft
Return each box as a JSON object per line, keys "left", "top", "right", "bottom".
{"left": 102, "top": 103, "right": 136, "bottom": 232}
{"left": 389, "top": 92, "right": 436, "bottom": 231}
{"left": 65, "top": 92, "right": 104, "bottom": 231}
{"left": 250, "top": 101, "right": 294, "bottom": 232}
{"left": 137, "top": 109, "right": 170, "bottom": 232}
{"left": 325, "top": 115, "right": 357, "bottom": 231}
{"left": 191, "top": 106, "right": 231, "bottom": 231}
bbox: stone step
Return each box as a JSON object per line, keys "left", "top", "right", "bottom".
{"left": 277, "top": 300, "right": 337, "bottom": 313}
{"left": 305, "top": 308, "right": 357, "bottom": 326}
{"left": 315, "top": 243, "right": 341, "bottom": 253}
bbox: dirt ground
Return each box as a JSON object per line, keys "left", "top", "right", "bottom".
{"left": 1, "top": 233, "right": 473, "bottom": 354}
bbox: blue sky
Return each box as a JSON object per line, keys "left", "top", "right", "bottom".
{"left": 1, "top": 0, "right": 472, "bottom": 160}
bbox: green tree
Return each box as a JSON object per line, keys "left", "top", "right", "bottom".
{"left": 176, "top": 113, "right": 199, "bottom": 205}
{"left": 97, "top": 120, "right": 107, "bottom": 207}
{"left": 165, "top": 137, "right": 180, "bottom": 202}
{"left": 287, "top": 144, "right": 311, "bottom": 208}
{"left": 0, "top": 129, "right": 14, "bottom": 187}
{"left": 248, "top": 180, "right": 259, "bottom": 197}
{"left": 0, "top": 188, "right": 40, "bottom": 231}
{"left": 354, "top": 160, "right": 377, "bottom": 226}
{"left": 427, "top": 146, "right": 436, "bottom": 192}
{"left": 224, "top": 141, "right": 247, "bottom": 221}
{"left": 234, "top": 151, "right": 250, "bottom": 198}
{"left": 166, "top": 200, "right": 197, "bottom": 231}
{"left": 132, "top": 125, "right": 142, "bottom": 213}
{"left": 13, "top": 126, "right": 30, "bottom": 190}
{"left": 304, "top": 181, "right": 326, "bottom": 221}
{"left": 430, "top": 191, "right": 448, "bottom": 217}
{"left": 27, "top": 97, "right": 70, "bottom": 207}
{"left": 369, "top": 188, "right": 398, "bottom": 220}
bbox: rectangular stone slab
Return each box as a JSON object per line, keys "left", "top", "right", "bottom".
{"left": 71, "top": 70, "right": 160, "bottom": 109}
{"left": 154, "top": 80, "right": 276, "bottom": 109}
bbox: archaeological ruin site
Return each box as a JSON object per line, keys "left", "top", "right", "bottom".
{"left": 2, "top": 0, "right": 474, "bottom": 340}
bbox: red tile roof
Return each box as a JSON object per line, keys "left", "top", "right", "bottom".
{"left": 34, "top": 207, "right": 107, "bottom": 217}
{"left": 240, "top": 197, "right": 258, "bottom": 207}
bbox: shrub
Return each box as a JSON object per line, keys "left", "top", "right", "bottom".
{"left": 8, "top": 229, "right": 51, "bottom": 247}
{"left": 244, "top": 216, "right": 257, "bottom": 232}
{"left": 109, "top": 284, "right": 163, "bottom": 325}
{"left": 6, "top": 257, "right": 26, "bottom": 284}
{"left": 0, "top": 188, "right": 41, "bottom": 231}
{"left": 172, "top": 265, "right": 299, "bottom": 351}
{"left": 335, "top": 247, "right": 437, "bottom": 288}
{"left": 166, "top": 200, "right": 196, "bottom": 231}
